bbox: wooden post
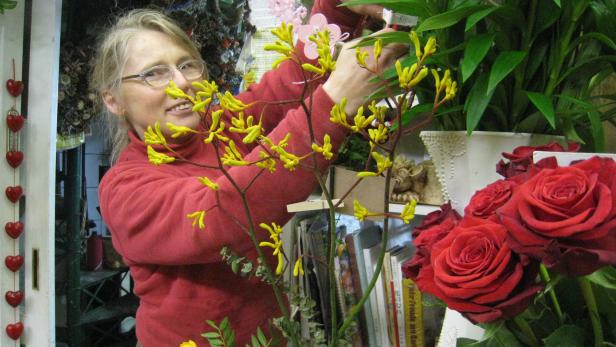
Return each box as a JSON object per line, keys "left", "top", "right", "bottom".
{"left": 0, "top": 0, "right": 26, "bottom": 345}
{"left": 22, "top": 0, "right": 62, "bottom": 345}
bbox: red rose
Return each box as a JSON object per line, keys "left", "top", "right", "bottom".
{"left": 411, "top": 217, "right": 543, "bottom": 324}
{"left": 496, "top": 142, "right": 580, "bottom": 178}
{"left": 465, "top": 180, "right": 516, "bottom": 221}
{"left": 402, "top": 203, "right": 461, "bottom": 279}
{"left": 402, "top": 217, "right": 459, "bottom": 279}
{"left": 411, "top": 202, "right": 461, "bottom": 239}
{"left": 499, "top": 156, "right": 616, "bottom": 276}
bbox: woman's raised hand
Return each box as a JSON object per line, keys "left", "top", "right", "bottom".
{"left": 323, "top": 28, "right": 407, "bottom": 114}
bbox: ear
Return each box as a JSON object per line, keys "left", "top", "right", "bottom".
{"left": 102, "top": 91, "right": 125, "bottom": 116}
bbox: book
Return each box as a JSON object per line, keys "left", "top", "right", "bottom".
{"left": 333, "top": 229, "right": 364, "bottom": 346}
{"left": 383, "top": 246, "right": 403, "bottom": 347}
{"left": 286, "top": 198, "right": 343, "bottom": 213}
{"left": 305, "top": 214, "right": 334, "bottom": 338}
{"left": 347, "top": 224, "right": 382, "bottom": 347}
{"left": 402, "top": 277, "right": 425, "bottom": 347}
{"left": 390, "top": 246, "right": 413, "bottom": 347}
{"left": 364, "top": 243, "right": 394, "bottom": 347}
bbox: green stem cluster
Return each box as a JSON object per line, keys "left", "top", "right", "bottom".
{"left": 577, "top": 277, "right": 603, "bottom": 347}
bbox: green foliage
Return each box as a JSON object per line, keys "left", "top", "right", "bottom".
{"left": 203, "top": 317, "right": 236, "bottom": 347}
{"left": 333, "top": 133, "right": 374, "bottom": 172}
{"left": 586, "top": 266, "right": 616, "bottom": 290}
{"left": 0, "top": 0, "right": 17, "bottom": 14}
{"left": 342, "top": 0, "right": 616, "bottom": 150}
{"left": 247, "top": 327, "right": 271, "bottom": 347}
{"left": 284, "top": 291, "right": 327, "bottom": 346}
{"left": 542, "top": 325, "right": 586, "bottom": 347}
{"left": 220, "top": 247, "right": 255, "bottom": 278}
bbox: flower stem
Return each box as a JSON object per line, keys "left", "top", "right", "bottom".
{"left": 539, "top": 264, "right": 564, "bottom": 324}
{"left": 513, "top": 316, "right": 539, "bottom": 347}
{"left": 577, "top": 277, "right": 603, "bottom": 347}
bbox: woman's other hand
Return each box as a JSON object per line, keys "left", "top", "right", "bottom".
{"left": 323, "top": 29, "right": 407, "bottom": 114}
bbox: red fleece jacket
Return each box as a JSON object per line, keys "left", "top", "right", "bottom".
{"left": 99, "top": 2, "right": 363, "bottom": 346}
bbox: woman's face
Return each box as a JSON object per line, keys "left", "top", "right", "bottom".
{"left": 105, "top": 29, "right": 201, "bottom": 141}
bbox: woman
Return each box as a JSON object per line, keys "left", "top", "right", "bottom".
{"left": 92, "top": 1, "right": 403, "bottom": 345}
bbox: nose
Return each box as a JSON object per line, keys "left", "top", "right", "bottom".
{"left": 171, "top": 67, "right": 191, "bottom": 91}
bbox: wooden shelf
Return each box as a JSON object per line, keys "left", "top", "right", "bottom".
{"left": 388, "top": 203, "right": 440, "bottom": 216}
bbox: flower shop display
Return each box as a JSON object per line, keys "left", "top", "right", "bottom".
{"left": 404, "top": 144, "right": 616, "bottom": 346}
{"left": 143, "top": 14, "right": 458, "bottom": 344}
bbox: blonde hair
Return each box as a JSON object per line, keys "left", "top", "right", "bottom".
{"left": 91, "top": 9, "right": 205, "bottom": 163}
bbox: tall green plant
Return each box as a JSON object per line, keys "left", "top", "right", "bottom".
{"left": 344, "top": 0, "right": 616, "bottom": 151}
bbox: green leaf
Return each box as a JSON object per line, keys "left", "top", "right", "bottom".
{"left": 340, "top": 0, "right": 433, "bottom": 17}
{"left": 563, "top": 118, "right": 585, "bottom": 144}
{"left": 568, "top": 32, "right": 616, "bottom": 53}
{"left": 465, "top": 6, "right": 497, "bottom": 32}
{"left": 465, "top": 73, "right": 494, "bottom": 134}
{"left": 220, "top": 317, "right": 230, "bottom": 332}
{"left": 202, "top": 332, "right": 221, "bottom": 339}
{"left": 533, "top": 0, "right": 561, "bottom": 36}
{"left": 394, "top": 103, "right": 433, "bottom": 130}
{"left": 231, "top": 259, "right": 240, "bottom": 274}
{"left": 417, "top": 5, "right": 490, "bottom": 32}
{"left": 588, "top": 111, "right": 605, "bottom": 152}
{"left": 553, "top": 0, "right": 561, "bottom": 6}
{"left": 353, "top": 31, "right": 412, "bottom": 48}
{"left": 486, "top": 51, "right": 526, "bottom": 95}
{"left": 457, "top": 337, "right": 482, "bottom": 347}
{"left": 526, "top": 92, "right": 556, "bottom": 129}
{"left": 557, "top": 55, "right": 616, "bottom": 86}
{"left": 590, "top": 0, "right": 616, "bottom": 43}
{"left": 543, "top": 325, "right": 585, "bottom": 347}
{"left": 257, "top": 327, "right": 268, "bottom": 346}
{"left": 241, "top": 261, "right": 253, "bottom": 276}
{"left": 586, "top": 266, "right": 616, "bottom": 290}
{"left": 251, "top": 335, "right": 259, "bottom": 347}
{"left": 206, "top": 320, "right": 219, "bottom": 329}
{"left": 461, "top": 34, "right": 494, "bottom": 82}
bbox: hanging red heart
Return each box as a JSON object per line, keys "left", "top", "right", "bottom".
{"left": 5, "top": 222, "right": 24, "bottom": 239}
{"left": 6, "top": 113, "right": 25, "bottom": 132}
{"left": 5, "top": 186, "right": 23, "bottom": 203}
{"left": 6, "top": 151, "right": 24, "bottom": 168}
{"left": 5, "top": 322, "right": 23, "bottom": 340}
{"left": 5, "top": 255, "right": 24, "bottom": 272}
{"left": 5, "top": 291, "right": 23, "bottom": 307}
{"left": 6, "top": 79, "right": 24, "bottom": 97}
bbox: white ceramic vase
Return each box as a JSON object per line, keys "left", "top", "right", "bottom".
{"left": 419, "top": 131, "right": 561, "bottom": 214}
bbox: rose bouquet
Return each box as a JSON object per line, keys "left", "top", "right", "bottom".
{"left": 403, "top": 144, "right": 616, "bottom": 346}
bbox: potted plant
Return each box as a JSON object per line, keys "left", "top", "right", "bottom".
{"left": 351, "top": 0, "right": 616, "bottom": 146}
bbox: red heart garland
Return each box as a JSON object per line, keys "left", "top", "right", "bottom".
{"left": 5, "top": 322, "right": 23, "bottom": 340}
{"left": 5, "top": 222, "right": 24, "bottom": 239}
{"left": 6, "top": 151, "right": 24, "bottom": 168}
{"left": 5, "top": 255, "right": 24, "bottom": 272}
{"left": 5, "top": 291, "right": 23, "bottom": 307}
{"left": 5, "top": 186, "right": 23, "bottom": 203}
{"left": 6, "top": 113, "right": 25, "bottom": 132}
{"left": 6, "top": 79, "right": 24, "bottom": 97}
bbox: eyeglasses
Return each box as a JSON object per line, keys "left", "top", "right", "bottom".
{"left": 121, "top": 59, "right": 205, "bottom": 88}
